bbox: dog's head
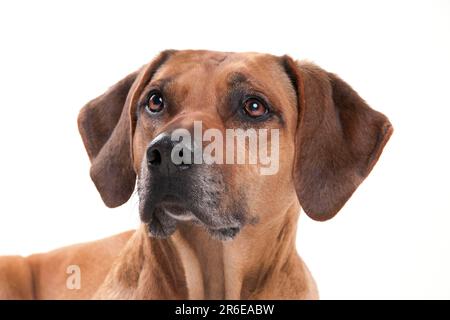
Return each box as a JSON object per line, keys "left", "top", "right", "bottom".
{"left": 78, "top": 50, "right": 392, "bottom": 240}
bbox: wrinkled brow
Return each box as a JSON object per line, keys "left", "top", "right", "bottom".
{"left": 227, "top": 72, "right": 249, "bottom": 88}
{"left": 227, "top": 72, "right": 270, "bottom": 92}
{"left": 148, "top": 77, "right": 174, "bottom": 91}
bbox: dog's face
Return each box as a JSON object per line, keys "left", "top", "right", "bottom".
{"left": 78, "top": 50, "right": 392, "bottom": 241}
{"left": 132, "top": 51, "right": 298, "bottom": 240}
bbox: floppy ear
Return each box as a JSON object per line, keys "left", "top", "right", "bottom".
{"left": 283, "top": 57, "right": 393, "bottom": 221}
{"left": 78, "top": 51, "right": 174, "bottom": 208}
{"left": 78, "top": 70, "right": 138, "bottom": 208}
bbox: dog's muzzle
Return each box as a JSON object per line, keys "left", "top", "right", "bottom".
{"left": 138, "top": 129, "right": 245, "bottom": 241}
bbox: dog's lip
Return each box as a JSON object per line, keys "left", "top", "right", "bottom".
{"left": 159, "top": 197, "right": 186, "bottom": 212}
{"left": 165, "top": 208, "right": 195, "bottom": 221}
{"left": 156, "top": 195, "right": 195, "bottom": 221}
{"left": 148, "top": 195, "right": 242, "bottom": 238}
{"left": 158, "top": 203, "right": 240, "bottom": 231}
{"left": 161, "top": 203, "right": 188, "bottom": 216}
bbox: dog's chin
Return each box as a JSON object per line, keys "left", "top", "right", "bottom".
{"left": 143, "top": 201, "right": 242, "bottom": 241}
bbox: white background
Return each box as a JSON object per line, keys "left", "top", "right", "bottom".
{"left": 0, "top": 0, "right": 449, "bottom": 299}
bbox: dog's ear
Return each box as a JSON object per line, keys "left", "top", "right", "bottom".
{"left": 282, "top": 57, "right": 393, "bottom": 221}
{"left": 78, "top": 51, "right": 174, "bottom": 208}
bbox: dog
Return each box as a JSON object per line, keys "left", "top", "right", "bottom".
{"left": 0, "top": 50, "right": 392, "bottom": 299}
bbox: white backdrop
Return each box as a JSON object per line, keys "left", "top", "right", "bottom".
{"left": 0, "top": 0, "right": 449, "bottom": 299}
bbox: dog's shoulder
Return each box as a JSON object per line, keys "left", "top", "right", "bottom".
{"left": 0, "top": 255, "right": 34, "bottom": 299}
{"left": 27, "top": 230, "right": 136, "bottom": 299}
{"left": 0, "top": 230, "right": 135, "bottom": 299}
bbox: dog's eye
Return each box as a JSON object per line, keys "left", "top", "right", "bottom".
{"left": 145, "top": 92, "right": 164, "bottom": 113}
{"left": 242, "top": 98, "right": 268, "bottom": 118}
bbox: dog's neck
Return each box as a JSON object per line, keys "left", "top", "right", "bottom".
{"left": 95, "top": 198, "right": 316, "bottom": 299}
{"left": 172, "top": 198, "right": 301, "bottom": 299}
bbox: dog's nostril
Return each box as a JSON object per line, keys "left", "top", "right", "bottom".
{"left": 148, "top": 149, "right": 162, "bottom": 166}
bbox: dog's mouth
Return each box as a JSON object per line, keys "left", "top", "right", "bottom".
{"left": 159, "top": 195, "right": 195, "bottom": 221}
{"left": 145, "top": 195, "right": 242, "bottom": 241}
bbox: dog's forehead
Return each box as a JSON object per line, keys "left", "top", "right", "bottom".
{"left": 153, "top": 50, "right": 284, "bottom": 83}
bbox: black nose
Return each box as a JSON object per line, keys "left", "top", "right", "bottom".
{"left": 146, "top": 133, "right": 192, "bottom": 172}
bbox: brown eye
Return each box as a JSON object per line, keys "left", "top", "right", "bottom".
{"left": 145, "top": 92, "right": 164, "bottom": 113}
{"left": 243, "top": 98, "right": 268, "bottom": 118}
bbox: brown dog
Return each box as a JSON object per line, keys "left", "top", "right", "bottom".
{"left": 0, "top": 50, "right": 392, "bottom": 299}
